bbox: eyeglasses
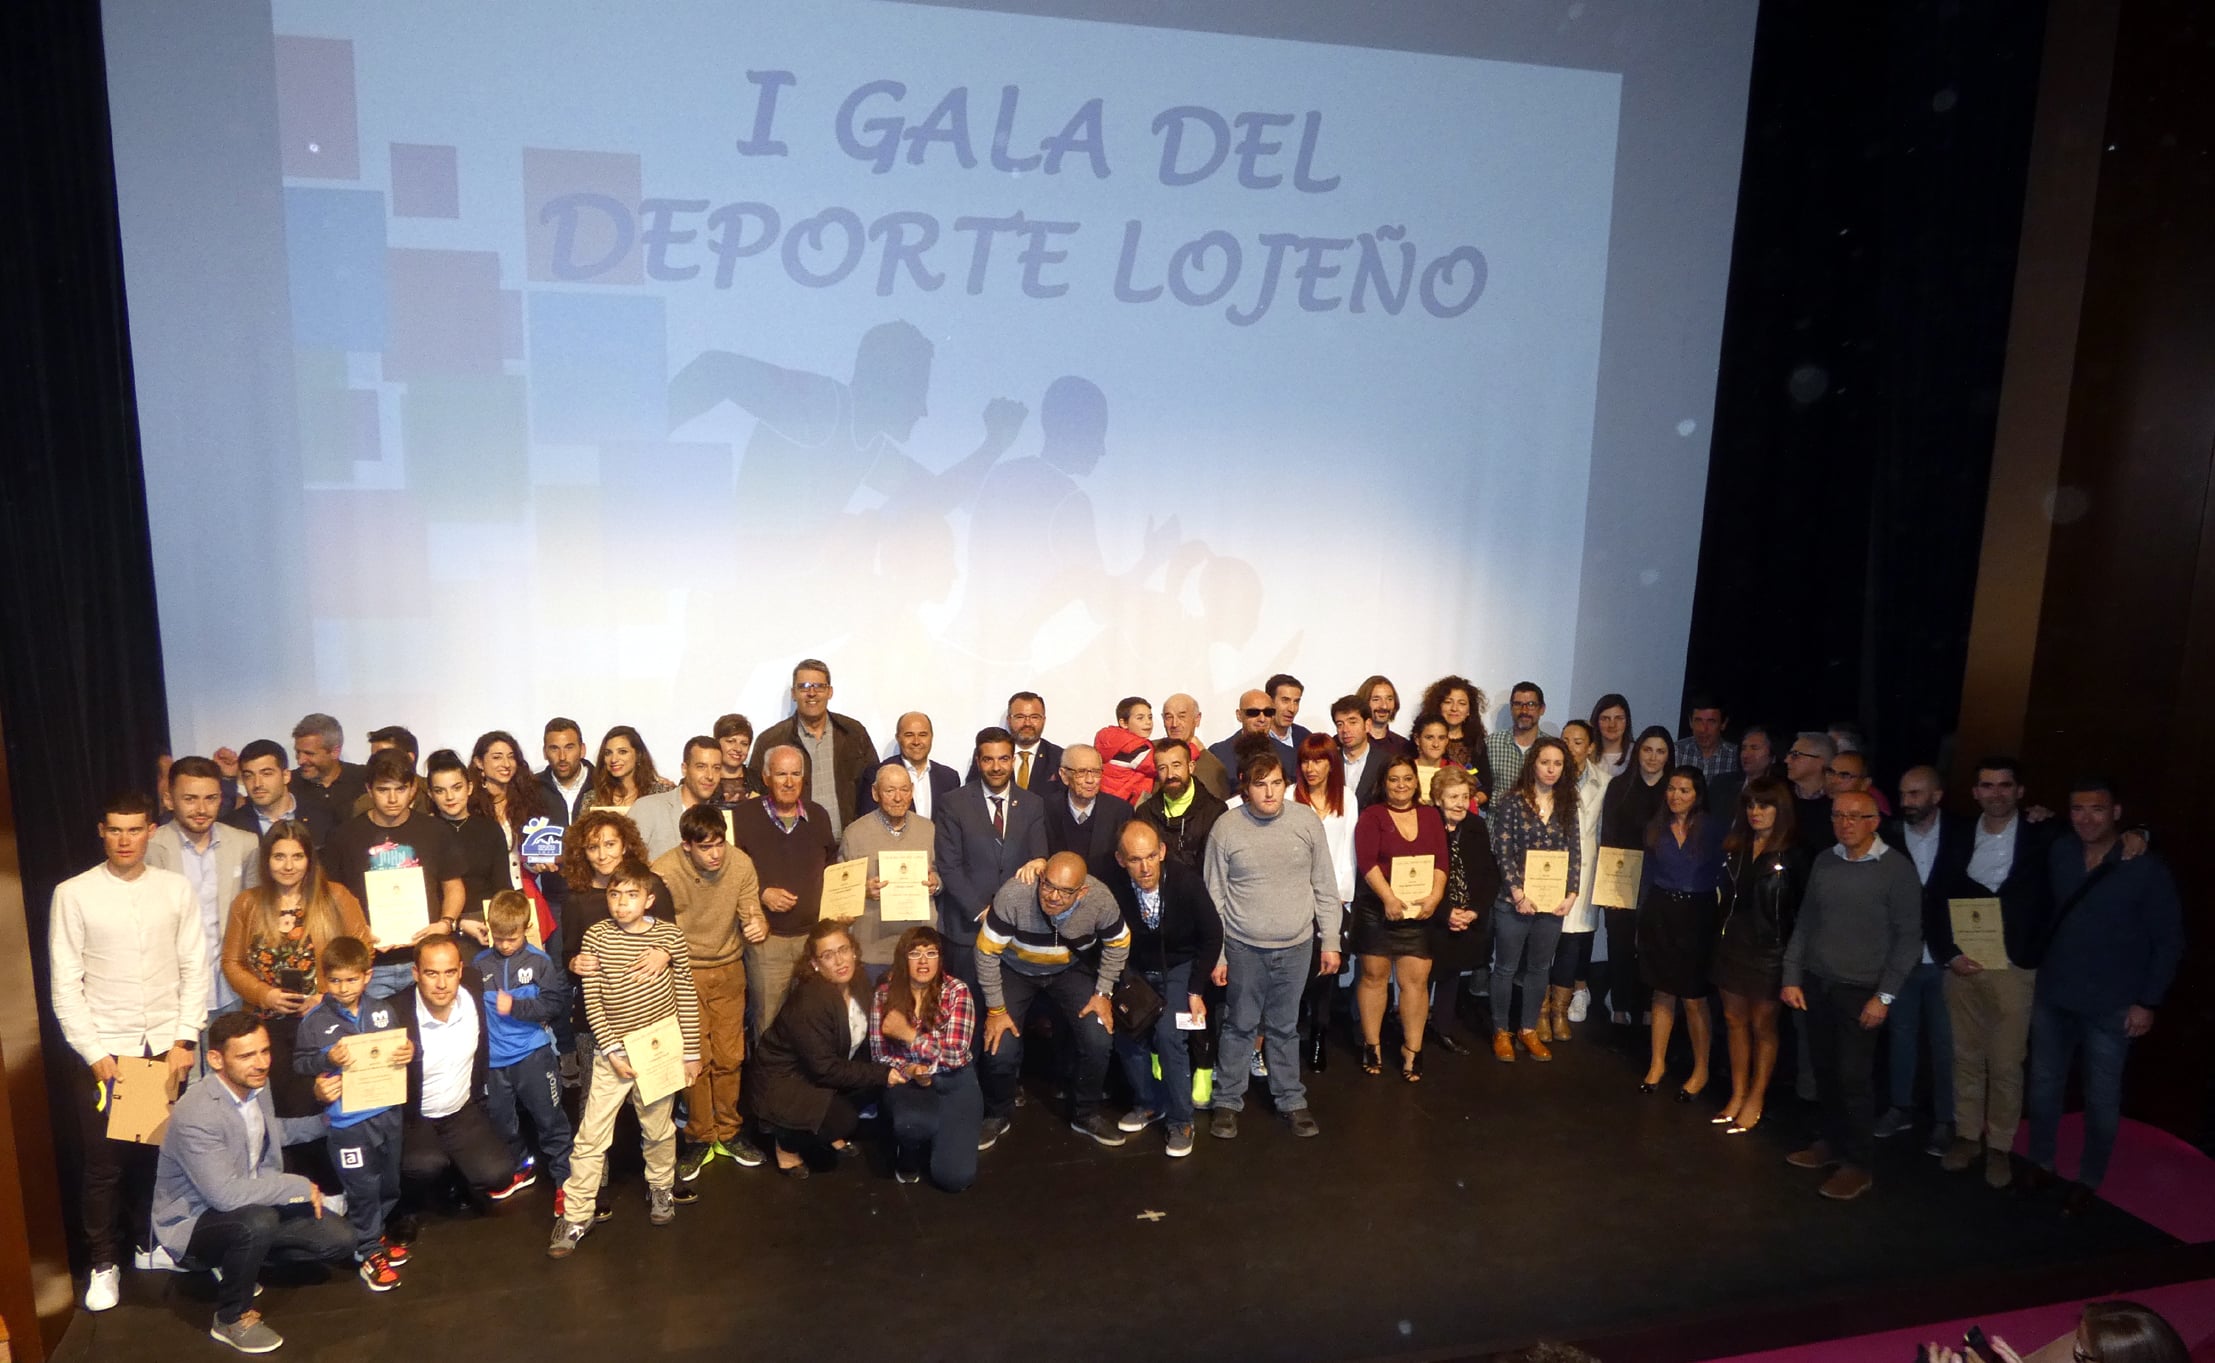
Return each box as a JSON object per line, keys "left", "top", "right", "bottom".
{"left": 1511, "top": 700, "right": 1541, "bottom": 710}
{"left": 1241, "top": 707, "right": 1278, "bottom": 718}
{"left": 904, "top": 947, "right": 940, "bottom": 961}
{"left": 1786, "top": 750, "right": 1818, "bottom": 761}
{"left": 794, "top": 682, "right": 831, "bottom": 694}
{"left": 1831, "top": 812, "right": 1879, "bottom": 822}
{"left": 1039, "top": 882, "right": 1082, "bottom": 900}
{"left": 1822, "top": 766, "right": 1864, "bottom": 779}
{"left": 1062, "top": 766, "right": 1104, "bottom": 777}
{"left": 814, "top": 944, "right": 855, "bottom": 963}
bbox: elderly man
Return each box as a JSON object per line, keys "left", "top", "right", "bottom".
{"left": 1781, "top": 791, "right": 1925, "bottom": 1201}
{"left": 1161, "top": 692, "right": 1230, "bottom": 800}
{"left": 731, "top": 744, "right": 840, "bottom": 1032}
{"left": 839, "top": 763, "right": 943, "bottom": 975}
{"left": 153, "top": 1011, "right": 353, "bottom": 1353}
{"left": 1203, "top": 753, "right": 1340, "bottom": 1140}
{"left": 860, "top": 711, "right": 960, "bottom": 819}
{"left": 976, "top": 851, "right": 1131, "bottom": 1151}
{"left": 1043, "top": 744, "right": 1132, "bottom": 881}
{"left": 747, "top": 658, "right": 878, "bottom": 836}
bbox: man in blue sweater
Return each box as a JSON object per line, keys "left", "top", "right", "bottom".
{"left": 2024, "top": 777, "right": 2183, "bottom": 1216}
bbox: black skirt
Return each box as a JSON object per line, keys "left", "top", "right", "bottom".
{"left": 1637, "top": 886, "right": 1719, "bottom": 1000}
{"left": 1353, "top": 888, "right": 1433, "bottom": 959}
{"left": 1709, "top": 914, "right": 1784, "bottom": 1000}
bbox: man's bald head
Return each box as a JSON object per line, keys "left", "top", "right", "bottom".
{"left": 1830, "top": 790, "right": 1881, "bottom": 853}
{"left": 1116, "top": 819, "right": 1164, "bottom": 890}
{"left": 1038, "top": 851, "right": 1091, "bottom": 910}
{"left": 1237, "top": 688, "right": 1272, "bottom": 736}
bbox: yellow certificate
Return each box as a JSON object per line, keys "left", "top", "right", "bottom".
{"left": 622, "top": 1014, "right": 687, "bottom": 1106}
{"left": 1388, "top": 855, "right": 1435, "bottom": 917}
{"left": 879, "top": 851, "right": 933, "bottom": 923}
{"left": 819, "top": 857, "right": 869, "bottom": 921}
{"left": 338, "top": 1028, "right": 409, "bottom": 1114}
{"left": 362, "top": 867, "right": 424, "bottom": 949}
{"left": 1592, "top": 848, "right": 1644, "bottom": 909}
{"left": 1523, "top": 850, "right": 1570, "bottom": 909}
{"left": 106, "top": 1056, "right": 178, "bottom": 1145}
{"left": 1948, "top": 898, "right": 2009, "bottom": 970}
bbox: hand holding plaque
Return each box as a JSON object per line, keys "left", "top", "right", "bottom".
{"left": 1592, "top": 848, "right": 1642, "bottom": 910}
{"left": 1388, "top": 855, "right": 1435, "bottom": 918}
{"left": 878, "top": 851, "right": 933, "bottom": 923}
{"left": 819, "top": 857, "right": 869, "bottom": 921}
{"left": 339, "top": 1028, "right": 410, "bottom": 1114}
{"left": 106, "top": 1056, "right": 179, "bottom": 1145}
{"left": 1522, "top": 850, "right": 1570, "bottom": 914}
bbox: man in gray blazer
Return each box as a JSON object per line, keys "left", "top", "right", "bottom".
{"left": 148, "top": 756, "right": 263, "bottom": 1015}
{"left": 153, "top": 1011, "right": 352, "bottom": 1352}
{"left": 934, "top": 727, "right": 1049, "bottom": 989}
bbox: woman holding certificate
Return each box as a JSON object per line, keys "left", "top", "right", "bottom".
{"left": 1351, "top": 755, "right": 1447, "bottom": 1079}
{"left": 1486, "top": 737, "right": 1582, "bottom": 1062}
{"left": 1426, "top": 765, "right": 1500, "bottom": 1055}
{"left": 222, "top": 820, "right": 373, "bottom": 1118}
{"left": 870, "top": 926, "right": 980, "bottom": 1190}
{"left": 751, "top": 920, "right": 904, "bottom": 1178}
{"left": 1711, "top": 777, "right": 1803, "bottom": 1133}
{"left": 1599, "top": 725, "right": 1675, "bottom": 1025}
{"left": 1637, "top": 767, "right": 1727, "bottom": 1101}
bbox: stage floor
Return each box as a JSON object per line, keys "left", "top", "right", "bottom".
{"left": 56, "top": 1019, "right": 2178, "bottom": 1363}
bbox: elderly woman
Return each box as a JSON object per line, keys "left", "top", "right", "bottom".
{"left": 751, "top": 920, "right": 905, "bottom": 1178}
{"left": 1425, "top": 765, "right": 1500, "bottom": 1056}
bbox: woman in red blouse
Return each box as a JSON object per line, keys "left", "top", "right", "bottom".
{"left": 1351, "top": 754, "right": 1448, "bottom": 1080}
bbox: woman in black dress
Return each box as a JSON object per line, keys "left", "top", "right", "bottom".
{"left": 1599, "top": 725, "right": 1674, "bottom": 1024}
{"left": 751, "top": 920, "right": 905, "bottom": 1177}
{"left": 1352, "top": 755, "right": 1447, "bottom": 1078}
{"left": 1638, "top": 767, "right": 1726, "bottom": 1100}
{"left": 1711, "top": 777, "right": 1803, "bottom": 1134}
{"left": 1426, "top": 765, "right": 1500, "bottom": 1055}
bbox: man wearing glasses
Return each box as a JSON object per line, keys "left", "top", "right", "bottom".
{"left": 1779, "top": 791, "right": 1925, "bottom": 1201}
{"left": 747, "top": 659, "right": 878, "bottom": 837}
{"left": 1208, "top": 689, "right": 1282, "bottom": 788}
{"left": 1486, "top": 682, "right": 1548, "bottom": 788}
{"left": 1043, "top": 745, "right": 1133, "bottom": 882}
{"left": 1783, "top": 732, "right": 1837, "bottom": 852}
{"left": 975, "top": 852, "right": 1131, "bottom": 1151}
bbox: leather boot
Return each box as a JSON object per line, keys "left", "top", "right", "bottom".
{"left": 1548, "top": 986, "right": 1576, "bottom": 1042}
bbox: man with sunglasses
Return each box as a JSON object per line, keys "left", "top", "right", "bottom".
{"left": 1208, "top": 689, "right": 1280, "bottom": 787}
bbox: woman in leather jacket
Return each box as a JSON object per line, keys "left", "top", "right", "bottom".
{"left": 1710, "top": 776, "right": 1805, "bottom": 1134}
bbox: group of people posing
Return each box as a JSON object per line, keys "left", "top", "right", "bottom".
{"left": 45, "top": 662, "right": 2182, "bottom": 1352}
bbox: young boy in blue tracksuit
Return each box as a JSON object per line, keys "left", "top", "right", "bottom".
{"left": 473, "top": 891, "right": 575, "bottom": 1208}
{"left": 296, "top": 935, "right": 412, "bottom": 1290}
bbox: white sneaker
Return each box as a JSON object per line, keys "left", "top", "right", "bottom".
{"left": 1568, "top": 989, "right": 1591, "bottom": 1023}
{"left": 85, "top": 1263, "right": 121, "bottom": 1312}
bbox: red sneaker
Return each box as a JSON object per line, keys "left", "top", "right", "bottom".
{"left": 378, "top": 1237, "right": 410, "bottom": 1266}
{"left": 358, "top": 1250, "right": 402, "bottom": 1292}
{"left": 487, "top": 1168, "right": 537, "bottom": 1202}
{"left": 552, "top": 1188, "right": 566, "bottom": 1219}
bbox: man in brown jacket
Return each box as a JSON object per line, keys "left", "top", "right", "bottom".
{"left": 654, "top": 803, "right": 768, "bottom": 1178}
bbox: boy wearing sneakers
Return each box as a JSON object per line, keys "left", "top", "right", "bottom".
{"left": 473, "top": 890, "right": 575, "bottom": 1210}
{"left": 548, "top": 858, "right": 700, "bottom": 1258}
{"left": 296, "top": 936, "right": 414, "bottom": 1291}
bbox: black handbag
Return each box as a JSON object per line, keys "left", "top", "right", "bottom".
{"left": 1112, "top": 970, "right": 1164, "bottom": 1036}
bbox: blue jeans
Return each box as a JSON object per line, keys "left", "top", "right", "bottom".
{"left": 1212, "top": 939, "right": 1308, "bottom": 1114}
{"left": 368, "top": 962, "right": 415, "bottom": 1000}
{"left": 888, "top": 1064, "right": 982, "bottom": 1191}
{"left": 2028, "top": 1000, "right": 2131, "bottom": 1189}
{"left": 1114, "top": 960, "right": 1197, "bottom": 1128}
{"left": 1490, "top": 909, "right": 1563, "bottom": 1033}
{"left": 485, "top": 1046, "right": 574, "bottom": 1183}
{"left": 1887, "top": 961, "right": 1954, "bottom": 1121}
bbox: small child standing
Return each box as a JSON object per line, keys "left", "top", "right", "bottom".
{"left": 297, "top": 936, "right": 413, "bottom": 1291}
{"left": 547, "top": 858, "right": 700, "bottom": 1258}
{"left": 472, "top": 891, "right": 575, "bottom": 1210}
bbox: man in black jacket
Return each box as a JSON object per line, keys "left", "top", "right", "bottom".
{"left": 1873, "top": 766, "right": 1963, "bottom": 1155}
{"left": 1134, "top": 739, "right": 1227, "bottom": 872}
{"left": 1103, "top": 821, "right": 1221, "bottom": 1157}
{"left": 392, "top": 936, "right": 513, "bottom": 1237}
{"left": 747, "top": 659, "right": 878, "bottom": 836}
{"left": 1043, "top": 744, "right": 1133, "bottom": 882}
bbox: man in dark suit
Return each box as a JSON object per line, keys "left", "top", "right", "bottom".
{"left": 859, "top": 710, "right": 960, "bottom": 820}
{"left": 223, "top": 738, "right": 338, "bottom": 845}
{"left": 1043, "top": 744, "right": 1133, "bottom": 882}
{"left": 1875, "top": 765, "right": 1966, "bottom": 1154}
{"left": 937, "top": 726, "right": 1050, "bottom": 987}
{"left": 1265, "top": 673, "right": 1313, "bottom": 767}
{"left": 1208, "top": 688, "right": 1279, "bottom": 786}
{"left": 1331, "top": 697, "right": 1386, "bottom": 811}
{"left": 537, "top": 716, "right": 594, "bottom": 825}
{"left": 968, "top": 690, "right": 1063, "bottom": 794}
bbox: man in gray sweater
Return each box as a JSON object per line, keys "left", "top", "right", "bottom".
{"left": 1202, "top": 753, "right": 1342, "bottom": 1140}
{"left": 1781, "top": 791, "right": 1925, "bottom": 1200}
{"left": 976, "top": 852, "right": 1131, "bottom": 1150}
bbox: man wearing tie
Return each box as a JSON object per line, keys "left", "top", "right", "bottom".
{"left": 937, "top": 728, "right": 1049, "bottom": 989}
{"left": 970, "top": 692, "right": 1063, "bottom": 794}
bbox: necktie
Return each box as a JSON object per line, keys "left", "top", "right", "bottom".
{"left": 991, "top": 795, "right": 1005, "bottom": 838}
{"left": 1017, "top": 751, "right": 1032, "bottom": 790}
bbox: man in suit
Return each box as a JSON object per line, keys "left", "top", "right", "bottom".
{"left": 1265, "top": 673, "right": 1312, "bottom": 767}
{"left": 147, "top": 756, "right": 262, "bottom": 1017}
{"left": 967, "top": 690, "right": 1063, "bottom": 794}
{"left": 1043, "top": 744, "right": 1133, "bottom": 882}
{"left": 392, "top": 935, "right": 514, "bottom": 1237}
{"left": 936, "top": 726, "right": 1049, "bottom": 988}
{"left": 1874, "top": 764, "right": 1961, "bottom": 1155}
{"left": 223, "top": 739, "right": 336, "bottom": 846}
{"left": 1332, "top": 696, "right": 1386, "bottom": 810}
{"left": 538, "top": 716, "right": 594, "bottom": 825}
{"left": 1208, "top": 689, "right": 1280, "bottom": 786}
{"left": 152, "top": 1011, "right": 352, "bottom": 1353}
{"left": 859, "top": 710, "right": 960, "bottom": 820}
{"left": 747, "top": 658, "right": 878, "bottom": 837}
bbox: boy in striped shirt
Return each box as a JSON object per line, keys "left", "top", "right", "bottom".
{"left": 548, "top": 859, "right": 700, "bottom": 1259}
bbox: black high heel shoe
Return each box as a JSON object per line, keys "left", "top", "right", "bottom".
{"left": 1402, "top": 1048, "right": 1424, "bottom": 1083}
{"left": 1674, "top": 1088, "right": 1696, "bottom": 1104}
{"left": 1361, "top": 1043, "right": 1383, "bottom": 1076}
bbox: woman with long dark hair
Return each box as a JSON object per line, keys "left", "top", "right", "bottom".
{"left": 1712, "top": 777, "right": 1802, "bottom": 1134}
{"left": 1599, "top": 725, "right": 1674, "bottom": 1025}
{"left": 585, "top": 726, "right": 672, "bottom": 811}
{"left": 1292, "top": 733, "right": 1354, "bottom": 1070}
{"left": 1546, "top": 719, "right": 1608, "bottom": 1036}
{"left": 221, "top": 821, "right": 371, "bottom": 1114}
{"left": 1486, "top": 736, "right": 1581, "bottom": 1063}
{"left": 872, "top": 925, "right": 981, "bottom": 1190}
{"left": 752, "top": 920, "right": 904, "bottom": 1177}
{"left": 1417, "top": 675, "right": 1495, "bottom": 792}
{"left": 1352, "top": 754, "right": 1446, "bottom": 1079}
{"left": 1637, "top": 766, "right": 1727, "bottom": 1101}
{"left": 1589, "top": 694, "right": 1633, "bottom": 781}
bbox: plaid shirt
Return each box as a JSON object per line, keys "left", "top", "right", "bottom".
{"left": 1674, "top": 737, "right": 1739, "bottom": 783}
{"left": 869, "top": 974, "right": 976, "bottom": 1076}
{"left": 1487, "top": 730, "right": 1537, "bottom": 789}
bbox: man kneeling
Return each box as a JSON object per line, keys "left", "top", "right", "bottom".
{"left": 153, "top": 1011, "right": 353, "bottom": 1353}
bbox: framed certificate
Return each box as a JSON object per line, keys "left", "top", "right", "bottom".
{"left": 622, "top": 1014, "right": 688, "bottom": 1106}
{"left": 362, "top": 867, "right": 424, "bottom": 949}
{"left": 106, "top": 1056, "right": 178, "bottom": 1145}
{"left": 1948, "top": 898, "right": 2009, "bottom": 970}
{"left": 1523, "top": 850, "right": 1570, "bottom": 909}
{"left": 879, "top": 850, "right": 933, "bottom": 923}
{"left": 1592, "top": 848, "right": 1643, "bottom": 909}
{"left": 819, "top": 857, "right": 869, "bottom": 921}
{"left": 338, "top": 1028, "right": 410, "bottom": 1113}
{"left": 1388, "top": 855, "right": 1435, "bottom": 918}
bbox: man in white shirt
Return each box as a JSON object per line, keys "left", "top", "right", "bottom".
{"left": 47, "top": 789, "right": 209, "bottom": 1310}
{"left": 392, "top": 937, "right": 513, "bottom": 1238}
{"left": 859, "top": 711, "right": 959, "bottom": 820}
{"left": 1874, "top": 766, "right": 1956, "bottom": 1153}
{"left": 146, "top": 756, "right": 262, "bottom": 1016}
{"left": 1331, "top": 697, "right": 1382, "bottom": 810}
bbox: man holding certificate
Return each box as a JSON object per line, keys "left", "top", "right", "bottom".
{"left": 838, "top": 764, "right": 942, "bottom": 975}
{"left": 322, "top": 748, "right": 466, "bottom": 999}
